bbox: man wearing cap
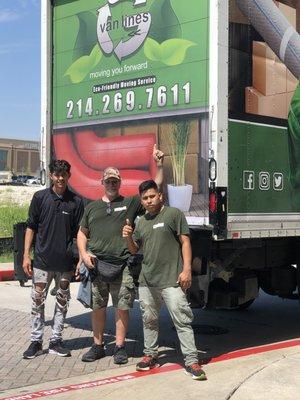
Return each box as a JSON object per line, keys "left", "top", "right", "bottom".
{"left": 77, "top": 145, "right": 164, "bottom": 364}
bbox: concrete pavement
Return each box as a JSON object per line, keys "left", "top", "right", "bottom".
{"left": 0, "top": 280, "right": 299, "bottom": 399}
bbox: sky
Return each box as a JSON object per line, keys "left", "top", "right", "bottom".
{"left": 0, "top": 0, "right": 40, "bottom": 141}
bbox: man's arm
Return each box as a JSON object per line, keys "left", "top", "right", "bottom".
{"left": 23, "top": 192, "right": 41, "bottom": 277}
{"left": 122, "top": 219, "right": 139, "bottom": 254}
{"left": 77, "top": 227, "right": 95, "bottom": 269}
{"left": 22, "top": 228, "right": 35, "bottom": 277}
{"left": 177, "top": 234, "right": 192, "bottom": 291}
{"left": 153, "top": 144, "right": 164, "bottom": 189}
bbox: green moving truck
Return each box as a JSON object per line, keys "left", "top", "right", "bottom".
{"left": 41, "top": 0, "right": 300, "bottom": 308}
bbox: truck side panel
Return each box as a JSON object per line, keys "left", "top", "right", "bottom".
{"left": 227, "top": 0, "right": 300, "bottom": 239}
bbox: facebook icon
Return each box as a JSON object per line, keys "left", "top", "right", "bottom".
{"left": 243, "top": 171, "right": 255, "bottom": 190}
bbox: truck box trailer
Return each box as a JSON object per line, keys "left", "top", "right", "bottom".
{"left": 41, "top": 0, "right": 300, "bottom": 309}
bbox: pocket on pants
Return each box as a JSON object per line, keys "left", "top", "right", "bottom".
{"left": 176, "top": 291, "right": 194, "bottom": 324}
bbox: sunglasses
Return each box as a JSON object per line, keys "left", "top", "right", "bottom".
{"left": 106, "top": 202, "right": 112, "bottom": 215}
{"left": 104, "top": 179, "right": 119, "bottom": 185}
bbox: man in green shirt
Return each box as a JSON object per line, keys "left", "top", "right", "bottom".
{"left": 123, "top": 180, "right": 207, "bottom": 381}
{"left": 77, "top": 146, "right": 164, "bottom": 364}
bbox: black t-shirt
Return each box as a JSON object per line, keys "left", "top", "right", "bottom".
{"left": 27, "top": 187, "right": 84, "bottom": 271}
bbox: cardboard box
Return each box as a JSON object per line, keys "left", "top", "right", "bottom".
{"left": 287, "top": 69, "right": 298, "bottom": 92}
{"left": 229, "top": 0, "right": 249, "bottom": 24}
{"left": 252, "top": 41, "right": 287, "bottom": 96}
{"left": 245, "top": 86, "right": 288, "bottom": 119}
{"left": 274, "top": 1, "right": 296, "bottom": 28}
{"left": 122, "top": 123, "right": 158, "bottom": 137}
{"left": 99, "top": 127, "right": 121, "bottom": 137}
{"left": 286, "top": 91, "right": 294, "bottom": 115}
{"left": 163, "top": 154, "right": 199, "bottom": 194}
{"left": 158, "top": 119, "right": 199, "bottom": 157}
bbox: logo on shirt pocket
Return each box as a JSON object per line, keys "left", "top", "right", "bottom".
{"left": 153, "top": 222, "right": 164, "bottom": 229}
{"left": 114, "top": 206, "right": 127, "bottom": 212}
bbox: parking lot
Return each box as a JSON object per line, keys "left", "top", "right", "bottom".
{"left": 0, "top": 280, "right": 299, "bottom": 400}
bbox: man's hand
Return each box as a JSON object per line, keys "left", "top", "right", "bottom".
{"left": 81, "top": 252, "right": 96, "bottom": 270}
{"left": 75, "top": 260, "right": 82, "bottom": 281}
{"left": 23, "top": 255, "right": 32, "bottom": 277}
{"left": 177, "top": 270, "right": 192, "bottom": 292}
{"left": 153, "top": 144, "right": 164, "bottom": 166}
{"left": 122, "top": 219, "right": 133, "bottom": 238}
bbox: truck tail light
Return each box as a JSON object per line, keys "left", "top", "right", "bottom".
{"left": 209, "top": 191, "right": 217, "bottom": 213}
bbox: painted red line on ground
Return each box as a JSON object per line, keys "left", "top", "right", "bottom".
{"left": 0, "top": 270, "right": 14, "bottom": 282}
{"left": 2, "top": 338, "right": 300, "bottom": 400}
{"left": 0, "top": 365, "right": 181, "bottom": 400}
{"left": 209, "top": 338, "right": 300, "bottom": 364}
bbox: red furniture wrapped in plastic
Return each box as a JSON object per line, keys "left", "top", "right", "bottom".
{"left": 52, "top": 130, "right": 156, "bottom": 200}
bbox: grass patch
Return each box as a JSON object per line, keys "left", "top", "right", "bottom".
{"left": 0, "top": 252, "right": 13, "bottom": 263}
{"left": 0, "top": 203, "right": 28, "bottom": 238}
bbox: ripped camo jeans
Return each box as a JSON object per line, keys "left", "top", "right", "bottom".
{"left": 31, "top": 268, "right": 73, "bottom": 343}
{"left": 138, "top": 285, "right": 198, "bottom": 367}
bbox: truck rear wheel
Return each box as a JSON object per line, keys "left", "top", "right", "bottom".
{"left": 235, "top": 298, "right": 255, "bottom": 310}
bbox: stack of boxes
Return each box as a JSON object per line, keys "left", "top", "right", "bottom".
{"left": 245, "top": 1, "right": 298, "bottom": 119}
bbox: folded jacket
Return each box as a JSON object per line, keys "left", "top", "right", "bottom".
{"left": 77, "top": 263, "right": 97, "bottom": 309}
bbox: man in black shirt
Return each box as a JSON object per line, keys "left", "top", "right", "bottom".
{"left": 22, "top": 160, "right": 84, "bottom": 359}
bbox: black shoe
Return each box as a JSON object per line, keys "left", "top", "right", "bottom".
{"left": 82, "top": 344, "right": 105, "bottom": 362}
{"left": 113, "top": 345, "right": 128, "bottom": 364}
{"left": 136, "top": 355, "right": 158, "bottom": 371}
{"left": 48, "top": 340, "right": 71, "bottom": 357}
{"left": 23, "top": 341, "right": 43, "bottom": 359}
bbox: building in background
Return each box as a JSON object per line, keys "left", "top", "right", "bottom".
{"left": 0, "top": 138, "right": 40, "bottom": 176}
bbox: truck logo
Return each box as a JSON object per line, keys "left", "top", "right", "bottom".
{"left": 273, "top": 173, "right": 284, "bottom": 191}
{"left": 259, "top": 172, "right": 270, "bottom": 190}
{"left": 97, "top": 0, "right": 151, "bottom": 61}
{"left": 243, "top": 171, "right": 255, "bottom": 190}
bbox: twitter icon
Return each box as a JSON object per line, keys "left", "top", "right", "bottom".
{"left": 273, "top": 173, "right": 283, "bottom": 191}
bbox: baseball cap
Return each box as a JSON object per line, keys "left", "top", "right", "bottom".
{"left": 102, "top": 167, "right": 121, "bottom": 181}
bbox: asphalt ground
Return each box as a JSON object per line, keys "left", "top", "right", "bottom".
{"left": 0, "top": 279, "right": 299, "bottom": 400}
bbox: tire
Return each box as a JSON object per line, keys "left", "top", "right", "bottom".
{"left": 235, "top": 298, "right": 255, "bottom": 310}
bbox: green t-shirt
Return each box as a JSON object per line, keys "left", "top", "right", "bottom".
{"left": 133, "top": 206, "right": 190, "bottom": 289}
{"left": 80, "top": 195, "right": 143, "bottom": 264}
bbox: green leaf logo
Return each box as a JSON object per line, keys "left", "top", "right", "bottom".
{"left": 73, "top": 11, "right": 98, "bottom": 61}
{"left": 64, "top": 44, "right": 102, "bottom": 84}
{"left": 144, "top": 38, "right": 162, "bottom": 61}
{"left": 148, "top": 0, "right": 182, "bottom": 43}
{"left": 144, "top": 38, "right": 196, "bottom": 66}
